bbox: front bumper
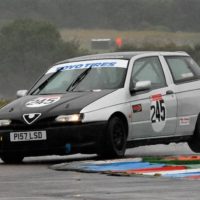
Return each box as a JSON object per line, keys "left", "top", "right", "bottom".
{"left": 0, "top": 121, "right": 107, "bottom": 157}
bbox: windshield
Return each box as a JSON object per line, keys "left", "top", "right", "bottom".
{"left": 31, "top": 59, "right": 128, "bottom": 94}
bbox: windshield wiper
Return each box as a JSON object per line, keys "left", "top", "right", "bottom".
{"left": 31, "top": 68, "right": 63, "bottom": 95}
{"left": 66, "top": 66, "right": 92, "bottom": 92}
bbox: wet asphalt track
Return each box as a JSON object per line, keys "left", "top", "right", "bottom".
{"left": 0, "top": 143, "right": 200, "bottom": 200}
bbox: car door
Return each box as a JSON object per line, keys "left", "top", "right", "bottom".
{"left": 129, "top": 56, "right": 177, "bottom": 139}
{"left": 164, "top": 55, "right": 200, "bottom": 137}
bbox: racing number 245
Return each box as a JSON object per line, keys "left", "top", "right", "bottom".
{"left": 151, "top": 99, "right": 165, "bottom": 123}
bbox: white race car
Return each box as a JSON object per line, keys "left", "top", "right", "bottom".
{"left": 0, "top": 51, "right": 199, "bottom": 163}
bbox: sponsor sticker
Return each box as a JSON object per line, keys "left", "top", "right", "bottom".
{"left": 26, "top": 96, "right": 61, "bottom": 107}
{"left": 179, "top": 117, "right": 190, "bottom": 126}
{"left": 151, "top": 94, "right": 162, "bottom": 101}
{"left": 150, "top": 94, "right": 166, "bottom": 132}
{"left": 132, "top": 104, "right": 142, "bottom": 113}
{"left": 46, "top": 59, "right": 128, "bottom": 74}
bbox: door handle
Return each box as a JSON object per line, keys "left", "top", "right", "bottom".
{"left": 166, "top": 90, "right": 174, "bottom": 95}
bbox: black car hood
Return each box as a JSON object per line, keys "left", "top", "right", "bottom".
{"left": 0, "top": 90, "right": 114, "bottom": 120}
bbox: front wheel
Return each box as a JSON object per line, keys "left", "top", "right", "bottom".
{"left": 0, "top": 154, "right": 24, "bottom": 164}
{"left": 98, "top": 116, "right": 127, "bottom": 158}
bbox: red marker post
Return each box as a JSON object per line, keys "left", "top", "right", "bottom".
{"left": 115, "top": 37, "right": 123, "bottom": 48}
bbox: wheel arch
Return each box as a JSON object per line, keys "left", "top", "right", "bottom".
{"left": 109, "top": 112, "right": 129, "bottom": 137}
{"left": 194, "top": 113, "right": 200, "bottom": 135}
{"left": 187, "top": 112, "right": 200, "bottom": 153}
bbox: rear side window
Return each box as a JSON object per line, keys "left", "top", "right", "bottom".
{"left": 165, "top": 56, "right": 200, "bottom": 83}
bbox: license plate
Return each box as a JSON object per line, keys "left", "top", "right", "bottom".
{"left": 10, "top": 131, "right": 47, "bottom": 142}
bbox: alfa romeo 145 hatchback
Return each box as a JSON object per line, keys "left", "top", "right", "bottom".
{"left": 0, "top": 51, "right": 200, "bottom": 163}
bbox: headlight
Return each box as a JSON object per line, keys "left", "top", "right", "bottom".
{"left": 55, "top": 114, "right": 83, "bottom": 123}
{"left": 0, "top": 119, "right": 11, "bottom": 126}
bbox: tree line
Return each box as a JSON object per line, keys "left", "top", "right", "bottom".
{"left": 0, "top": 0, "right": 200, "bottom": 32}
{"left": 0, "top": 19, "right": 86, "bottom": 98}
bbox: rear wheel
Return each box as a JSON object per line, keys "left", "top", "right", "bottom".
{"left": 188, "top": 115, "right": 200, "bottom": 152}
{"left": 0, "top": 154, "right": 24, "bottom": 164}
{"left": 98, "top": 116, "right": 127, "bottom": 158}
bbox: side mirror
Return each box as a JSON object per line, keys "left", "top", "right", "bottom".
{"left": 130, "top": 81, "right": 151, "bottom": 93}
{"left": 16, "top": 90, "right": 28, "bottom": 98}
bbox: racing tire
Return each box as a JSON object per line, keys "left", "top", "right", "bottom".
{"left": 188, "top": 115, "right": 200, "bottom": 152}
{"left": 0, "top": 154, "right": 24, "bottom": 164}
{"left": 98, "top": 116, "right": 127, "bottom": 158}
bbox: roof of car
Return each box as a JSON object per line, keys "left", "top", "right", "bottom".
{"left": 56, "top": 51, "right": 188, "bottom": 64}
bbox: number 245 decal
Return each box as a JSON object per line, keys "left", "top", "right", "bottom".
{"left": 151, "top": 99, "right": 166, "bottom": 123}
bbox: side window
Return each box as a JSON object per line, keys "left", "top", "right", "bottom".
{"left": 165, "top": 56, "right": 200, "bottom": 83}
{"left": 131, "top": 57, "right": 166, "bottom": 89}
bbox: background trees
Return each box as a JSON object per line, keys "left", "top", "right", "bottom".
{"left": 0, "top": 0, "right": 200, "bottom": 31}
{"left": 0, "top": 19, "right": 86, "bottom": 98}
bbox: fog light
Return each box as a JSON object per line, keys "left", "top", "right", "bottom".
{"left": 0, "top": 119, "right": 11, "bottom": 127}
